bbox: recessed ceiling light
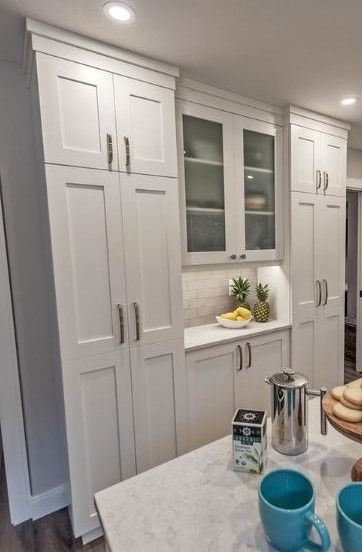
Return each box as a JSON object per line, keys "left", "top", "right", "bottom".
{"left": 340, "top": 97, "right": 358, "bottom": 106}
{"left": 103, "top": 2, "right": 136, "bottom": 23}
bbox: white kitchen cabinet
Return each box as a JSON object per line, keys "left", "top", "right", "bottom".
{"left": 130, "top": 339, "right": 188, "bottom": 473}
{"left": 114, "top": 76, "right": 177, "bottom": 177}
{"left": 45, "top": 165, "right": 128, "bottom": 360}
{"left": 177, "top": 100, "right": 283, "bottom": 265}
{"left": 62, "top": 351, "right": 135, "bottom": 536}
{"left": 291, "top": 192, "right": 345, "bottom": 389}
{"left": 36, "top": 53, "right": 117, "bottom": 171}
{"left": 185, "top": 330, "right": 289, "bottom": 451}
{"left": 290, "top": 125, "right": 346, "bottom": 197}
{"left": 121, "top": 174, "right": 183, "bottom": 346}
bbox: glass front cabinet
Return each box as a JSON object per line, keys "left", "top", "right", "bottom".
{"left": 177, "top": 101, "right": 283, "bottom": 265}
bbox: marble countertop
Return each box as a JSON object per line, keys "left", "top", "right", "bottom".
{"left": 184, "top": 319, "right": 291, "bottom": 352}
{"left": 95, "top": 400, "right": 361, "bottom": 551}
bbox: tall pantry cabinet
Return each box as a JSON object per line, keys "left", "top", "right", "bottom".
{"left": 25, "top": 20, "right": 187, "bottom": 541}
{"left": 287, "top": 107, "right": 349, "bottom": 391}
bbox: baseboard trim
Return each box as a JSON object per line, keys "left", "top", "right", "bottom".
{"left": 30, "top": 483, "right": 70, "bottom": 520}
{"left": 82, "top": 525, "right": 103, "bottom": 545}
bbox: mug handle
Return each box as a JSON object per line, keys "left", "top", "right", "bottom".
{"left": 303, "top": 511, "right": 331, "bottom": 551}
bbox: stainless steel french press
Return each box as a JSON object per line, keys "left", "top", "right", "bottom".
{"left": 265, "top": 369, "right": 327, "bottom": 455}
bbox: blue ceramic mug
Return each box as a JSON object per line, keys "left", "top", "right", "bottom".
{"left": 337, "top": 482, "right": 362, "bottom": 552}
{"left": 258, "top": 469, "right": 330, "bottom": 552}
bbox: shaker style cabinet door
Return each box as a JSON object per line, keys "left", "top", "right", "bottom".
{"left": 234, "top": 116, "right": 283, "bottom": 261}
{"left": 320, "top": 133, "right": 346, "bottom": 197}
{"left": 114, "top": 76, "right": 177, "bottom": 177}
{"left": 186, "top": 343, "right": 238, "bottom": 451}
{"left": 290, "top": 126, "right": 321, "bottom": 194}
{"left": 290, "top": 192, "right": 319, "bottom": 385}
{"left": 46, "top": 165, "right": 128, "bottom": 360}
{"left": 130, "top": 340, "right": 188, "bottom": 473}
{"left": 177, "top": 101, "right": 236, "bottom": 265}
{"left": 36, "top": 53, "right": 117, "bottom": 170}
{"left": 315, "top": 196, "right": 345, "bottom": 389}
{"left": 120, "top": 174, "right": 184, "bottom": 345}
{"left": 63, "top": 350, "right": 136, "bottom": 537}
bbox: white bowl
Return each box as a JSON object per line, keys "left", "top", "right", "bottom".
{"left": 216, "top": 315, "right": 253, "bottom": 329}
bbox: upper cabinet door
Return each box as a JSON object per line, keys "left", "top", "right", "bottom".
{"left": 114, "top": 76, "right": 177, "bottom": 177}
{"left": 321, "top": 134, "right": 346, "bottom": 197}
{"left": 121, "top": 174, "right": 184, "bottom": 345}
{"left": 177, "top": 101, "right": 236, "bottom": 265}
{"left": 36, "top": 53, "right": 117, "bottom": 170}
{"left": 45, "top": 165, "right": 127, "bottom": 360}
{"left": 291, "top": 125, "right": 321, "bottom": 194}
{"left": 234, "top": 117, "right": 283, "bottom": 261}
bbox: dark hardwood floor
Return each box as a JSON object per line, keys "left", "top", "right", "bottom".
{"left": 0, "top": 461, "right": 105, "bottom": 552}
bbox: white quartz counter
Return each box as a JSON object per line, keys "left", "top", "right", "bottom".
{"left": 184, "top": 319, "right": 291, "bottom": 352}
{"left": 95, "top": 399, "right": 360, "bottom": 551}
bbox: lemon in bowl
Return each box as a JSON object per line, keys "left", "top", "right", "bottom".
{"left": 216, "top": 307, "right": 253, "bottom": 328}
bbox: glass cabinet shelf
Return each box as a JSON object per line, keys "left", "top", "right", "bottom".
{"left": 186, "top": 206, "right": 224, "bottom": 214}
{"left": 184, "top": 157, "right": 223, "bottom": 167}
{"left": 244, "top": 166, "right": 274, "bottom": 174}
{"left": 245, "top": 210, "right": 275, "bottom": 216}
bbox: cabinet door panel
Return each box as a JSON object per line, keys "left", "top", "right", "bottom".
{"left": 315, "top": 196, "right": 345, "bottom": 388}
{"left": 186, "top": 343, "right": 237, "bottom": 450}
{"left": 235, "top": 331, "right": 289, "bottom": 414}
{"left": 46, "top": 166, "right": 127, "bottom": 359}
{"left": 115, "top": 76, "right": 177, "bottom": 176}
{"left": 177, "top": 101, "right": 236, "bottom": 265}
{"left": 321, "top": 134, "right": 346, "bottom": 197}
{"left": 36, "top": 53, "right": 117, "bottom": 170}
{"left": 64, "top": 351, "right": 135, "bottom": 537}
{"left": 291, "top": 192, "right": 318, "bottom": 384}
{"left": 291, "top": 126, "right": 321, "bottom": 194}
{"left": 131, "top": 340, "right": 187, "bottom": 473}
{"left": 121, "top": 174, "right": 183, "bottom": 345}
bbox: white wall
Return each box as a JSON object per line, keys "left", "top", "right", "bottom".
{"left": 347, "top": 147, "right": 362, "bottom": 180}
{"left": 0, "top": 61, "right": 67, "bottom": 497}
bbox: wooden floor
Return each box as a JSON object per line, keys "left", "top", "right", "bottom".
{"left": 0, "top": 461, "right": 105, "bottom": 552}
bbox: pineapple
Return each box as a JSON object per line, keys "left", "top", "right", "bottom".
{"left": 231, "top": 277, "right": 250, "bottom": 309}
{"left": 254, "top": 283, "right": 270, "bottom": 323}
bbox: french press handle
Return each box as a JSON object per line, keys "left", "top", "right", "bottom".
{"left": 307, "top": 387, "right": 327, "bottom": 436}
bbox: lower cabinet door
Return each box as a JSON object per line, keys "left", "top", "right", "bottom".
{"left": 63, "top": 350, "right": 136, "bottom": 538}
{"left": 186, "top": 343, "right": 239, "bottom": 451}
{"left": 130, "top": 339, "right": 188, "bottom": 473}
{"left": 235, "top": 330, "right": 290, "bottom": 414}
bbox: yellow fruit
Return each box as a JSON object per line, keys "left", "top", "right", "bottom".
{"left": 221, "top": 312, "right": 238, "bottom": 321}
{"left": 236, "top": 316, "right": 243, "bottom": 321}
{"left": 235, "top": 307, "right": 251, "bottom": 319}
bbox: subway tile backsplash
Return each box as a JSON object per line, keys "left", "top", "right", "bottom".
{"left": 182, "top": 268, "right": 257, "bottom": 327}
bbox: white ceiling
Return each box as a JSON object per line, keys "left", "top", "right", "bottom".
{"left": 1, "top": 0, "right": 362, "bottom": 142}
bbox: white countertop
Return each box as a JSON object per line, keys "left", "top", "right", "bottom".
{"left": 184, "top": 319, "right": 291, "bottom": 351}
{"left": 95, "top": 400, "right": 360, "bottom": 551}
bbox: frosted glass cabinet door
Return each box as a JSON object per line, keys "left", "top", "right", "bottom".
{"left": 36, "top": 53, "right": 117, "bottom": 170}
{"left": 177, "top": 102, "right": 235, "bottom": 265}
{"left": 234, "top": 117, "right": 283, "bottom": 261}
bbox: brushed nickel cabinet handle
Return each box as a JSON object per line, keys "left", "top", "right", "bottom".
{"left": 316, "top": 280, "right": 322, "bottom": 307}
{"left": 230, "top": 254, "right": 237, "bottom": 260}
{"left": 117, "top": 304, "right": 124, "bottom": 344}
{"left": 323, "top": 171, "right": 329, "bottom": 192}
{"left": 124, "top": 136, "right": 131, "bottom": 173}
{"left": 316, "top": 169, "right": 322, "bottom": 190}
{"left": 239, "top": 253, "right": 246, "bottom": 259}
{"left": 246, "top": 342, "right": 252, "bottom": 368}
{"left": 236, "top": 344, "right": 243, "bottom": 371}
{"left": 107, "top": 133, "right": 113, "bottom": 165}
{"left": 133, "top": 301, "right": 140, "bottom": 341}
{"left": 323, "top": 279, "right": 328, "bottom": 305}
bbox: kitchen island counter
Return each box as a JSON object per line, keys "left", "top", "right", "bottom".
{"left": 95, "top": 399, "right": 359, "bottom": 551}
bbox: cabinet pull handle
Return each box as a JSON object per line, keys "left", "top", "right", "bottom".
{"left": 133, "top": 302, "right": 141, "bottom": 341}
{"left": 323, "top": 279, "right": 328, "bottom": 305}
{"left": 316, "top": 280, "right": 322, "bottom": 307}
{"left": 316, "top": 169, "right": 322, "bottom": 190}
{"left": 239, "top": 254, "right": 246, "bottom": 260}
{"left": 236, "top": 344, "right": 243, "bottom": 371}
{"left": 246, "top": 342, "right": 252, "bottom": 368}
{"left": 107, "top": 133, "right": 113, "bottom": 165}
{"left": 323, "top": 171, "right": 329, "bottom": 192}
{"left": 117, "top": 304, "right": 125, "bottom": 344}
{"left": 230, "top": 254, "right": 237, "bottom": 260}
{"left": 124, "top": 136, "right": 131, "bottom": 173}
